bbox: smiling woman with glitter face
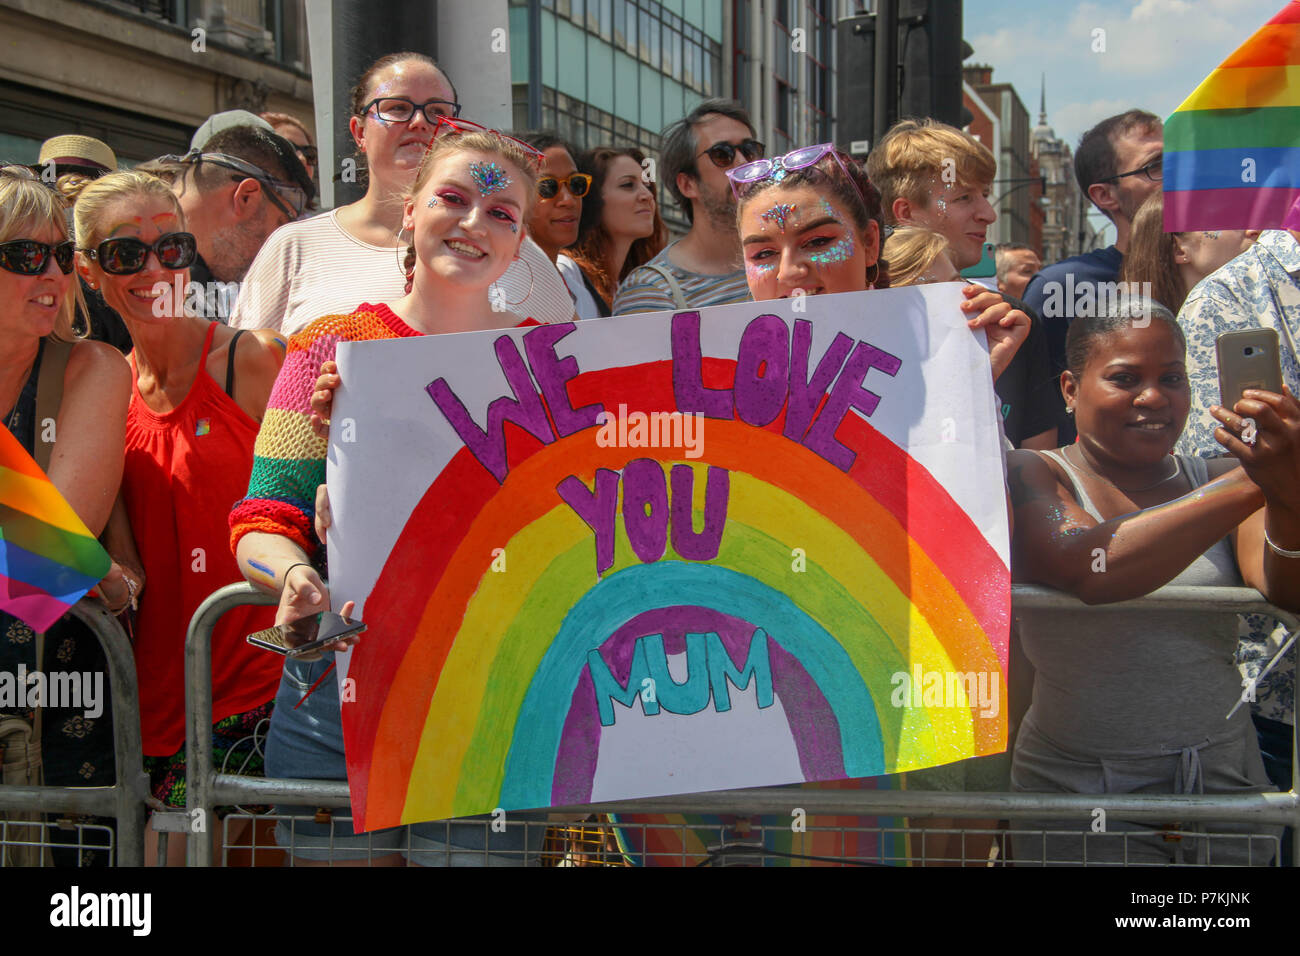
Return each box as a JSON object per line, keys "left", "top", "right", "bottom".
{"left": 730, "top": 143, "right": 1031, "bottom": 383}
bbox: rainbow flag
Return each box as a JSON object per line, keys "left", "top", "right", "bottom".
{"left": 1165, "top": 1, "right": 1300, "bottom": 231}
{"left": 0, "top": 425, "right": 110, "bottom": 631}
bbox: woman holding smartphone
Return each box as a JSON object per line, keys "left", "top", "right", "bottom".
{"left": 1006, "top": 302, "right": 1300, "bottom": 865}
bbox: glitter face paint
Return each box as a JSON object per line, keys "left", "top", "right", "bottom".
{"left": 809, "top": 228, "right": 855, "bottom": 265}
{"left": 427, "top": 196, "right": 438, "bottom": 207}
{"left": 1202, "top": 231, "right": 1221, "bottom": 240}
{"left": 469, "top": 161, "right": 512, "bottom": 195}
{"left": 761, "top": 203, "right": 796, "bottom": 231}
{"left": 746, "top": 261, "right": 776, "bottom": 281}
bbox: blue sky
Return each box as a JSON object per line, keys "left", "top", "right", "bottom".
{"left": 962, "top": 0, "right": 1285, "bottom": 241}
{"left": 965, "top": 0, "right": 1283, "bottom": 146}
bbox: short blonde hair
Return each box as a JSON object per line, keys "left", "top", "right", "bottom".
{"left": 883, "top": 225, "right": 954, "bottom": 287}
{"left": 866, "top": 119, "right": 997, "bottom": 224}
{"left": 74, "top": 170, "right": 185, "bottom": 254}
{"left": 0, "top": 166, "right": 82, "bottom": 342}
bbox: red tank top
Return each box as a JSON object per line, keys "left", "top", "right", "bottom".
{"left": 124, "top": 322, "right": 279, "bottom": 756}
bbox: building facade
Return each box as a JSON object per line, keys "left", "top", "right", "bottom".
{"left": 962, "top": 63, "right": 1043, "bottom": 253}
{"left": 1031, "top": 78, "right": 1097, "bottom": 264}
{"left": 0, "top": 0, "right": 313, "bottom": 166}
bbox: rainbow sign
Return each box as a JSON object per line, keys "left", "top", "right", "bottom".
{"left": 329, "top": 286, "right": 1010, "bottom": 832}
{"left": 0, "top": 424, "right": 110, "bottom": 632}
{"left": 1165, "top": 1, "right": 1300, "bottom": 231}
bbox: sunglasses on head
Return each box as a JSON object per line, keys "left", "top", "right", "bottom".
{"left": 726, "top": 143, "right": 865, "bottom": 204}
{"left": 697, "top": 138, "right": 765, "bottom": 169}
{"left": 0, "top": 239, "right": 75, "bottom": 276}
{"left": 80, "top": 233, "right": 197, "bottom": 275}
{"left": 430, "top": 116, "right": 546, "bottom": 165}
{"left": 537, "top": 173, "right": 592, "bottom": 199}
{"left": 159, "top": 150, "right": 309, "bottom": 220}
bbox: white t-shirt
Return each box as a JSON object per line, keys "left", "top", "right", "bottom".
{"left": 230, "top": 208, "right": 575, "bottom": 334}
{"left": 556, "top": 254, "right": 603, "bottom": 320}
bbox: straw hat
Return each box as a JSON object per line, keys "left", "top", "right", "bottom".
{"left": 37, "top": 134, "right": 117, "bottom": 177}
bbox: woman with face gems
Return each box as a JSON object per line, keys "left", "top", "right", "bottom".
{"left": 563, "top": 146, "right": 667, "bottom": 318}
{"left": 231, "top": 128, "right": 551, "bottom": 866}
{"left": 74, "top": 170, "right": 288, "bottom": 865}
{"left": 729, "top": 144, "right": 1030, "bottom": 384}
{"left": 1005, "top": 304, "right": 1300, "bottom": 865}
{"left": 0, "top": 166, "right": 131, "bottom": 866}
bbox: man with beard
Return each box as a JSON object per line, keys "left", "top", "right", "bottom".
{"left": 612, "top": 100, "right": 758, "bottom": 313}
{"left": 1022, "top": 109, "right": 1163, "bottom": 439}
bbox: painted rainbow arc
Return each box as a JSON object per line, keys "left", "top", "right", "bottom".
{"left": 1165, "top": 1, "right": 1300, "bottom": 231}
{"left": 341, "top": 358, "right": 1009, "bottom": 832}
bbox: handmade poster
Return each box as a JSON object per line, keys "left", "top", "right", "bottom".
{"left": 328, "top": 284, "right": 1010, "bottom": 832}
{"left": 1165, "top": 0, "right": 1300, "bottom": 231}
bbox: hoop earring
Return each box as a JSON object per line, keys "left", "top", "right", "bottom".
{"left": 490, "top": 253, "right": 535, "bottom": 308}
{"left": 394, "top": 227, "right": 413, "bottom": 281}
{"left": 865, "top": 261, "right": 879, "bottom": 289}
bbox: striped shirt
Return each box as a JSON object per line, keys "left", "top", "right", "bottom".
{"left": 612, "top": 241, "right": 751, "bottom": 314}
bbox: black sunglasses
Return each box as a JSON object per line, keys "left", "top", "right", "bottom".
{"left": 80, "top": 233, "right": 197, "bottom": 275}
{"left": 537, "top": 173, "right": 592, "bottom": 199}
{"left": 697, "top": 139, "right": 765, "bottom": 169}
{"left": 0, "top": 239, "right": 75, "bottom": 276}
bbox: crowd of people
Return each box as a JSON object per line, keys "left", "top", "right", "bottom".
{"left": 3, "top": 49, "right": 1298, "bottom": 867}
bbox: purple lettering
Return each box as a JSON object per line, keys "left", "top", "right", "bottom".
{"left": 671, "top": 311, "right": 733, "bottom": 419}
{"left": 783, "top": 321, "right": 854, "bottom": 443}
{"left": 523, "top": 323, "right": 603, "bottom": 438}
{"left": 621, "top": 458, "right": 669, "bottom": 563}
{"left": 670, "top": 465, "right": 730, "bottom": 560}
{"left": 426, "top": 335, "right": 556, "bottom": 483}
{"left": 558, "top": 469, "right": 620, "bottom": 577}
{"left": 802, "top": 342, "right": 902, "bottom": 471}
{"left": 733, "top": 315, "right": 789, "bottom": 428}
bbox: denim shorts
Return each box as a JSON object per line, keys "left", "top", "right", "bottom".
{"left": 265, "top": 653, "right": 547, "bottom": 865}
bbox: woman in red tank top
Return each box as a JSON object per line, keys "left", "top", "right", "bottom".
{"left": 74, "top": 171, "right": 288, "bottom": 865}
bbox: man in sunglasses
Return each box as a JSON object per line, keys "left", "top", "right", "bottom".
{"left": 169, "top": 121, "right": 315, "bottom": 320}
{"left": 614, "top": 99, "right": 759, "bottom": 315}
{"left": 1022, "top": 109, "right": 1163, "bottom": 441}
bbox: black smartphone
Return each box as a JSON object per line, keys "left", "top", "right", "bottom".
{"left": 245, "top": 613, "right": 367, "bottom": 659}
{"left": 1217, "top": 328, "right": 1283, "bottom": 409}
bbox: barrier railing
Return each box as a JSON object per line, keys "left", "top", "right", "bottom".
{"left": 0, "top": 599, "right": 148, "bottom": 867}
{"left": 185, "top": 583, "right": 1299, "bottom": 866}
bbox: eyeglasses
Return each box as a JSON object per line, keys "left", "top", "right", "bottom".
{"left": 537, "top": 173, "right": 592, "bottom": 199}
{"left": 1101, "top": 157, "right": 1163, "bottom": 185}
{"left": 159, "top": 150, "right": 309, "bottom": 221}
{"left": 430, "top": 116, "right": 546, "bottom": 165}
{"left": 362, "top": 96, "right": 463, "bottom": 124}
{"left": 726, "top": 143, "right": 865, "bottom": 204}
{"left": 0, "top": 239, "right": 74, "bottom": 276}
{"left": 697, "top": 138, "right": 765, "bottom": 170}
{"left": 80, "top": 233, "right": 197, "bottom": 275}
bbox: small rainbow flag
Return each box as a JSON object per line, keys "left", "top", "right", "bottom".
{"left": 1164, "top": 1, "right": 1300, "bottom": 232}
{"left": 0, "top": 425, "right": 110, "bottom": 632}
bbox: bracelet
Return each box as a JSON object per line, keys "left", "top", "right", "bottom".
{"left": 1265, "top": 527, "right": 1300, "bottom": 559}
{"left": 282, "top": 561, "right": 314, "bottom": 582}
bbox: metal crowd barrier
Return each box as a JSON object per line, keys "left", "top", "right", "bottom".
{"left": 0, "top": 599, "right": 148, "bottom": 867}
{"left": 185, "top": 583, "right": 1300, "bottom": 867}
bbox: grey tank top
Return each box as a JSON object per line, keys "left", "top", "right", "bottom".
{"left": 1018, "top": 450, "right": 1247, "bottom": 754}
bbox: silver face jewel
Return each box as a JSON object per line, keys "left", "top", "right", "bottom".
{"left": 427, "top": 196, "right": 438, "bottom": 207}
{"left": 469, "top": 161, "right": 512, "bottom": 195}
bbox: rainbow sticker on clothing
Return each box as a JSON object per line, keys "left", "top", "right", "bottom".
{"left": 329, "top": 286, "right": 1010, "bottom": 832}
{"left": 0, "top": 425, "right": 110, "bottom": 632}
{"left": 1165, "top": 1, "right": 1300, "bottom": 230}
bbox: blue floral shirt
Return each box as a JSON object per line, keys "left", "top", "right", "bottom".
{"left": 1176, "top": 229, "right": 1300, "bottom": 725}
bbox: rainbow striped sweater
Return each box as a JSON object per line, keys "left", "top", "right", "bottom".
{"left": 229, "top": 303, "right": 421, "bottom": 558}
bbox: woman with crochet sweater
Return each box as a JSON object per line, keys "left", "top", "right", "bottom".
{"left": 229, "top": 127, "right": 545, "bottom": 866}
